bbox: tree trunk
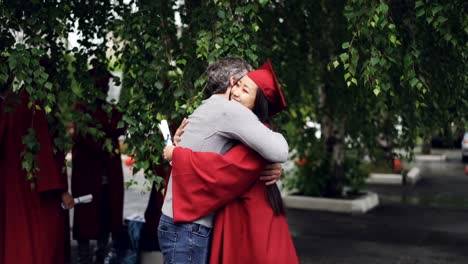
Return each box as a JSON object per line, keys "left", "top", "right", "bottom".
{"left": 421, "top": 135, "right": 432, "bottom": 154}
{"left": 319, "top": 84, "right": 345, "bottom": 197}
{"left": 328, "top": 122, "right": 345, "bottom": 197}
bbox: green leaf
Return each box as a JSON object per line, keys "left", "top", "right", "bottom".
{"left": 253, "top": 24, "right": 260, "bottom": 32}
{"left": 415, "top": 1, "right": 424, "bottom": 8}
{"left": 176, "top": 59, "right": 187, "bottom": 65}
{"left": 40, "top": 72, "right": 49, "bottom": 80}
{"left": 174, "top": 88, "right": 184, "bottom": 98}
{"left": 0, "top": 73, "right": 8, "bottom": 83}
{"left": 436, "top": 16, "right": 448, "bottom": 24}
{"left": 380, "top": 3, "right": 389, "bottom": 14}
{"left": 9, "top": 57, "right": 17, "bottom": 69}
{"left": 432, "top": 5, "right": 443, "bottom": 15}
{"left": 47, "top": 94, "right": 55, "bottom": 103}
{"left": 117, "top": 121, "right": 125, "bottom": 129}
{"left": 443, "top": 33, "right": 452, "bottom": 41}
{"left": 333, "top": 60, "right": 339, "bottom": 68}
{"left": 373, "top": 14, "right": 379, "bottom": 23}
{"left": 217, "top": 10, "right": 225, "bottom": 19}
{"left": 44, "top": 82, "right": 53, "bottom": 90}
{"left": 341, "top": 42, "right": 350, "bottom": 49}
{"left": 155, "top": 81, "right": 163, "bottom": 90}
{"left": 370, "top": 57, "right": 380, "bottom": 66}
{"left": 373, "top": 87, "right": 381, "bottom": 96}
{"left": 246, "top": 51, "right": 258, "bottom": 62}
{"left": 71, "top": 83, "right": 82, "bottom": 96}
{"left": 22, "top": 160, "right": 32, "bottom": 171}
{"left": 144, "top": 72, "right": 153, "bottom": 80}
{"left": 344, "top": 72, "right": 351, "bottom": 80}
{"left": 416, "top": 9, "right": 425, "bottom": 17}
{"left": 339, "top": 53, "right": 349, "bottom": 62}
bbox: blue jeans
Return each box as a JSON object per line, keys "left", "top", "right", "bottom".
{"left": 158, "top": 214, "right": 212, "bottom": 264}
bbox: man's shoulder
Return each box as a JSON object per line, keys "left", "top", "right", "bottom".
{"left": 192, "top": 96, "right": 249, "bottom": 114}
{"left": 189, "top": 96, "right": 221, "bottom": 116}
{"left": 219, "top": 98, "right": 255, "bottom": 118}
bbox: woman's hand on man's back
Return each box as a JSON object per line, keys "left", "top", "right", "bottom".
{"left": 260, "top": 163, "right": 282, "bottom": 185}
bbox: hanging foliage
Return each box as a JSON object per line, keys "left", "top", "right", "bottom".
{"left": 1, "top": 0, "right": 466, "bottom": 196}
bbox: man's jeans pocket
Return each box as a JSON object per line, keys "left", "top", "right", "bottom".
{"left": 192, "top": 224, "right": 211, "bottom": 238}
{"left": 158, "top": 215, "right": 212, "bottom": 264}
{"left": 157, "top": 223, "right": 178, "bottom": 263}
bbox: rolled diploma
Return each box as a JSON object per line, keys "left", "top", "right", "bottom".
{"left": 158, "top": 119, "right": 173, "bottom": 146}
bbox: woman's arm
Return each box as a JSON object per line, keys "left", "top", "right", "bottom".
{"left": 170, "top": 145, "right": 267, "bottom": 223}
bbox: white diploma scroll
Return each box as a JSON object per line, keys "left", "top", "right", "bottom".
{"left": 61, "top": 194, "right": 93, "bottom": 210}
{"left": 158, "top": 119, "right": 173, "bottom": 146}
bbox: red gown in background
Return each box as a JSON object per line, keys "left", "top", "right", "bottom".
{"left": 170, "top": 145, "right": 299, "bottom": 264}
{"left": 71, "top": 103, "right": 125, "bottom": 241}
{"left": 0, "top": 95, "right": 6, "bottom": 264}
{"left": 0, "top": 91, "right": 68, "bottom": 264}
{"left": 51, "top": 150, "right": 71, "bottom": 263}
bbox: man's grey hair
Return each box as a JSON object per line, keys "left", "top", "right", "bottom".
{"left": 205, "top": 57, "right": 253, "bottom": 95}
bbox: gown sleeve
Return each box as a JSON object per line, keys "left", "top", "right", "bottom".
{"left": 171, "top": 144, "right": 267, "bottom": 222}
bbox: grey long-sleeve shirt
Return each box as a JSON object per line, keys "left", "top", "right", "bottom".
{"left": 161, "top": 95, "right": 288, "bottom": 227}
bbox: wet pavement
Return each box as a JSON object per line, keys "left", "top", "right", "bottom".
{"left": 70, "top": 150, "right": 468, "bottom": 263}
{"left": 289, "top": 150, "right": 468, "bottom": 263}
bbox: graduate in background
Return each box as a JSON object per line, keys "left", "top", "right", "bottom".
{"left": 71, "top": 65, "right": 125, "bottom": 264}
{"left": 0, "top": 59, "right": 74, "bottom": 264}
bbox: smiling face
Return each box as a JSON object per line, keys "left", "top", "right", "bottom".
{"left": 230, "top": 75, "right": 258, "bottom": 110}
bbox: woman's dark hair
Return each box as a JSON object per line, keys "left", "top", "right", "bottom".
{"left": 252, "top": 89, "right": 286, "bottom": 216}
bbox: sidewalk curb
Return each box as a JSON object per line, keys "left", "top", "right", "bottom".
{"left": 415, "top": 154, "right": 446, "bottom": 161}
{"left": 283, "top": 192, "right": 379, "bottom": 214}
{"left": 367, "top": 167, "right": 421, "bottom": 185}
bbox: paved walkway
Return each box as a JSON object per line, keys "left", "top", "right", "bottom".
{"left": 290, "top": 150, "right": 468, "bottom": 263}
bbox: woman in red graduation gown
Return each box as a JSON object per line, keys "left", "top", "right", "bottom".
{"left": 0, "top": 89, "right": 73, "bottom": 264}
{"left": 164, "top": 60, "right": 299, "bottom": 264}
{"left": 71, "top": 68, "right": 125, "bottom": 263}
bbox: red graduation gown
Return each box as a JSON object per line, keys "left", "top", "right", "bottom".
{"left": 171, "top": 145, "right": 299, "bottom": 264}
{"left": 51, "top": 150, "right": 72, "bottom": 263}
{"left": 0, "top": 96, "right": 6, "bottom": 264}
{"left": 0, "top": 91, "right": 68, "bottom": 264}
{"left": 71, "top": 103, "right": 125, "bottom": 240}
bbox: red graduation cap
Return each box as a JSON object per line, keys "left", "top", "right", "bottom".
{"left": 246, "top": 59, "right": 287, "bottom": 116}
